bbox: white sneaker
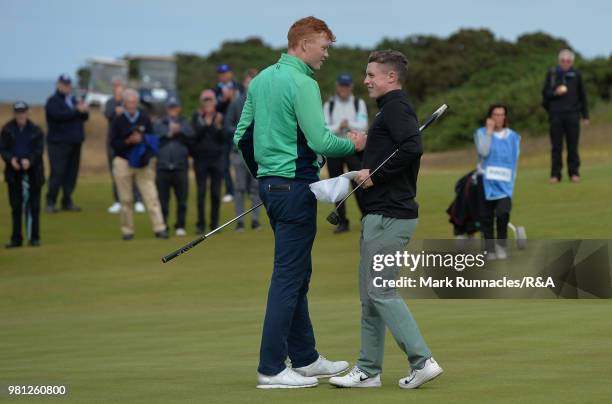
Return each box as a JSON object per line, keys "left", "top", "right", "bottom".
{"left": 398, "top": 357, "right": 443, "bottom": 389}
{"left": 256, "top": 367, "right": 318, "bottom": 389}
{"left": 107, "top": 202, "right": 121, "bottom": 214}
{"left": 222, "top": 194, "right": 234, "bottom": 203}
{"left": 495, "top": 244, "right": 508, "bottom": 260}
{"left": 293, "top": 355, "right": 349, "bottom": 378}
{"left": 134, "top": 201, "right": 146, "bottom": 213}
{"left": 329, "top": 366, "right": 381, "bottom": 388}
{"left": 175, "top": 228, "right": 187, "bottom": 237}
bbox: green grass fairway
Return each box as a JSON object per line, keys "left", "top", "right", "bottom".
{"left": 2, "top": 116, "right": 612, "bottom": 402}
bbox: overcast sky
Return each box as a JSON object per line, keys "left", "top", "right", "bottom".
{"left": 1, "top": 0, "right": 610, "bottom": 79}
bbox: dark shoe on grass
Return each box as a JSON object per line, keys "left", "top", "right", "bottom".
{"left": 155, "top": 230, "right": 169, "bottom": 239}
{"left": 5, "top": 240, "right": 22, "bottom": 248}
{"left": 62, "top": 203, "right": 82, "bottom": 212}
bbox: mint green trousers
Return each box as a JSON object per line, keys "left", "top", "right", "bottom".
{"left": 356, "top": 214, "right": 431, "bottom": 376}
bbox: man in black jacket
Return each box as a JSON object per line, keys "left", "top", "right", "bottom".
{"left": 330, "top": 50, "right": 442, "bottom": 390}
{"left": 542, "top": 49, "right": 589, "bottom": 183}
{"left": 45, "top": 74, "right": 89, "bottom": 212}
{"left": 0, "top": 102, "right": 45, "bottom": 247}
{"left": 191, "top": 89, "right": 225, "bottom": 234}
{"left": 154, "top": 97, "right": 193, "bottom": 236}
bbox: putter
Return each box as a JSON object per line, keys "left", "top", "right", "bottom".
{"left": 161, "top": 202, "right": 263, "bottom": 263}
{"left": 327, "top": 104, "right": 449, "bottom": 225}
{"left": 22, "top": 173, "right": 32, "bottom": 241}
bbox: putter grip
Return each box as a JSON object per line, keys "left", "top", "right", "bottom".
{"left": 161, "top": 236, "right": 207, "bottom": 263}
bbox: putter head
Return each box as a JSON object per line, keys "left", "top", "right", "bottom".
{"left": 326, "top": 210, "right": 340, "bottom": 225}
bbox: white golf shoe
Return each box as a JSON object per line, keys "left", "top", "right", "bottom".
{"left": 256, "top": 367, "right": 318, "bottom": 389}
{"left": 134, "top": 201, "right": 146, "bottom": 213}
{"left": 293, "top": 355, "right": 349, "bottom": 378}
{"left": 495, "top": 244, "right": 508, "bottom": 260}
{"left": 107, "top": 202, "right": 121, "bottom": 214}
{"left": 329, "top": 366, "right": 381, "bottom": 388}
{"left": 398, "top": 357, "right": 443, "bottom": 389}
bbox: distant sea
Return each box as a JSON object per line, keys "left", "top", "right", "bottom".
{"left": 0, "top": 78, "right": 56, "bottom": 105}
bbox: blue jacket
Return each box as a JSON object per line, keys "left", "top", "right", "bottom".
{"left": 45, "top": 90, "right": 89, "bottom": 144}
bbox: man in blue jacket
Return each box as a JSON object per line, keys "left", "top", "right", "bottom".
{"left": 45, "top": 74, "right": 89, "bottom": 213}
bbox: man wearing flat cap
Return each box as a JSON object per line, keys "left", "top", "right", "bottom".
{"left": 44, "top": 74, "right": 89, "bottom": 213}
{"left": 0, "top": 102, "right": 45, "bottom": 247}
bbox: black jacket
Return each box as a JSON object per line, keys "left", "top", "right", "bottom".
{"left": 0, "top": 119, "right": 45, "bottom": 187}
{"left": 154, "top": 115, "right": 193, "bottom": 171}
{"left": 45, "top": 90, "right": 89, "bottom": 144}
{"left": 542, "top": 67, "right": 589, "bottom": 118}
{"left": 110, "top": 110, "right": 154, "bottom": 161}
{"left": 190, "top": 111, "right": 224, "bottom": 159}
{"left": 361, "top": 90, "right": 422, "bottom": 219}
{"left": 104, "top": 96, "right": 123, "bottom": 139}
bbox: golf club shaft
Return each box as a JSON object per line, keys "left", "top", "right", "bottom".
{"left": 333, "top": 104, "right": 448, "bottom": 209}
{"left": 161, "top": 201, "right": 264, "bottom": 263}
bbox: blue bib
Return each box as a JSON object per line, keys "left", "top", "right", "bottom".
{"left": 480, "top": 128, "right": 520, "bottom": 200}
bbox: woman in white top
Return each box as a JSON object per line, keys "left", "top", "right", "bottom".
{"left": 474, "top": 104, "right": 521, "bottom": 259}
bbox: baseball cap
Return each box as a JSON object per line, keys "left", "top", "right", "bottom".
{"left": 58, "top": 73, "right": 72, "bottom": 84}
{"left": 166, "top": 96, "right": 180, "bottom": 108}
{"left": 217, "top": 64, "right": 231, "bottom": 73}
{"left": 336, "top": 73, "right": 353, "bottom": 86}
{"left": 13, "top": 101, "right": 29, "bottom": 112}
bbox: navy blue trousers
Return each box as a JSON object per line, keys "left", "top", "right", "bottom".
{"left": 257, "top": 177, "right": 319, "bottom": 376}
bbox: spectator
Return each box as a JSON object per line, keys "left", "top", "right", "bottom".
{"left": 1, "top": 102, "right": 45, "bottom": 247}
{"left": 110, "top": 89, "right": 167, "bottom": 240}
{"left": 45, "top": 74, "right": 88, "bottom": 213}
{"left": 215, "top": 63, "right": 242, "bottom": 203}
{"left": 323, "top": 73, "right": 368, "bottom": 233}
{"left": 154, "top": 97, "right": 193, "bottom": 237}
{"left": 224, "top": 68, "right": 262, "bottom": 232}
{"left": 474, "top": 104, "right": 521, "bottom": 260}
{"left": 542, "top": 49, "right": 589, "bottom": 183}
{"left": 104, "top": 78, "right": 145, "bottom": 214}
{"left": 191, "top": 89, "right": 224, "bottom": 234}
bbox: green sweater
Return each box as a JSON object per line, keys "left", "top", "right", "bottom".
{"left": 233, "top": 53, "right": 355, "bottom": 181}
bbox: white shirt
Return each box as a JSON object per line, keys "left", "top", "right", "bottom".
{"left": 323, "top": 95, "right": 368, "bottom": 136}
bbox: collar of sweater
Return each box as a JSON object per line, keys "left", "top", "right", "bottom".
{"left": 278, "top": 53, "right": 314, "bottom": 77}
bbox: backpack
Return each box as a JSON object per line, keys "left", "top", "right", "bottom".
{"left": 327, "top": 97, "right": 361, "bottom": 117}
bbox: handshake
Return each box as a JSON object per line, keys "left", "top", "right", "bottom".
{"left": 347, "top": 130, "right": 367, "bottom": 152}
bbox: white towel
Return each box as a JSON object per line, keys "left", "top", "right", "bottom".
{"left": 309, "top": 171, "right": 359, "bottom": 203}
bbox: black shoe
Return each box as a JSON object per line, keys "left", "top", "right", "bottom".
{"left": 235, "top": 222, "right": 245, "bottom": 232}
{"left": 251, "top": 220, "right": 262, "bottom": 231}
{"left": 195, "top": 226, "right": 205, "bottom": 235}
{"left": 46, "top": 204, "right": 59, "bottom": 213}
{"left": 61, "top": 203, "right": 82, "bottom": 212}
{"left": 334, "top": 221, "right": 350, "bottom": 234}
{"left": 5, "top": 240, "right": 22, "bottom": 248}
{"left": 28, "top": 240, "right": 41, "bottom": 247}
{"left": 155, "top": 230, "right": 169, "bottom": 239}
{"left": 122, "top": 234, "right": 134, "bottom": 241}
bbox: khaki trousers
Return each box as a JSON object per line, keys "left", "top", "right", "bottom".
{"left": 112, "top": 157, "right": 165, "bottom": 235}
